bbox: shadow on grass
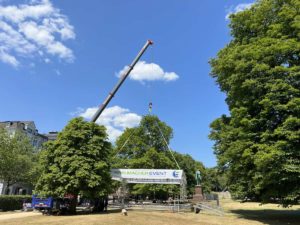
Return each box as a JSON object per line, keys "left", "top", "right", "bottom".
{"left": 75, "top": 208, "right": 122, "bottom": 216}
{"left": 40, "top": 208, "right": 122, "bottom": 217}
{"left": 230, "top": 209, "right": 300, "bottom": 225}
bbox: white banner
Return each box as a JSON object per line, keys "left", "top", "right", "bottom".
{"left": 111, "top": 169, "right": 183, "bottom": 180}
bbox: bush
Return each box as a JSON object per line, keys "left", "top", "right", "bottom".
{"left": 0, "top": 195, "right": 32, "bottom": 211}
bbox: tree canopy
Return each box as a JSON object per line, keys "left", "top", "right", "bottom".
{"left": 35, "top": 118, "right": 112, "bottom": 208}
{"left": 113, "top": 115, "right": 208, "bottom": 197}
{"left": 209, "top": 0, "right": 300, "bottom": 205}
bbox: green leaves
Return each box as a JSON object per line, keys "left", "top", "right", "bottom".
{"left": 210, "top": 0, "right": 300, "bottom": 205}
{"left": 0, "top": 129, "right": 36, "bottom": 192}
{"left": 113, "top": 115, "right": 207, "bottom": 196}
{"left": 35, "top": 117, "right": 112, "bottom": 198}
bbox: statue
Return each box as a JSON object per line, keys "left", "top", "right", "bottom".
{"left": 195, "top": 170, "right": 201, "bottom": 186}
{"left": 193, "top": 170, "right": 203, "bottom": 201}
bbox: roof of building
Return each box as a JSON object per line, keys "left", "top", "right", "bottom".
{"left": 0, "top": 121, "right": 34, "bottom": 123}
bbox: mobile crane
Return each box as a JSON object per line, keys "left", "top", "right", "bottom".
{"left": 31, "top": 40, "right": 153, "bottom": 214}
{"left": 91, "top": 39, "right": 153, "bottom": 122}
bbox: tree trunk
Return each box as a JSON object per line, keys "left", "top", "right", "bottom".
{"left": 92, "top": 197, "right": 105, "bottom": 213}
{"left": 5, "top": 181, "right": 10, "bottom": 195}
{"left": 68, "top": 195, "right": 77, "bottom": 215}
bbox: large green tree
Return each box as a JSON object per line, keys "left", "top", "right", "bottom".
{"left": 113, "top": 115, "right": 174, "bottom": 168}
{"left": 35, "top": 118, "right": 112, "bottom": 213}
{"left": 205, "top": 167, "right": 228, "bottom": 192}
{"left": 113, "top": 115, "right": 176, "bottom": 198}
{"left": 113, "top": 115, "right": 207, "bottom": 197}
{"left": 0, "top": 128, "right": 36, "bottom": 194}
{"left": 209, "top": 0, "right": 300, "bottom": 205}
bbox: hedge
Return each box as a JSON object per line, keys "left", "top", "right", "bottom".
{"left": 0, "top": 195, "right": 32, "bottom": 211}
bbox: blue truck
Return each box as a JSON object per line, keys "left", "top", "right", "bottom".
{"left": 32, "top": 195, "right": 54, "bottom": 214}
{"left": 32, "top": 195, "right": 71, "bottom": 215}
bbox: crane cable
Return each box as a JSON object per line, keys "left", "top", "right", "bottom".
{"left": 113, "top": 118, "right": 181, "bottom": 170}
{"left": 154, "top": 120, "right": 181, "bottom": 170}
{"left": 149, "top": 101, "right": 181, "bottom": 170}
{"left": 148, "top": 44, "right": 181, "bottom": 170}
{"left": 112, "top": 128, "right": 136, "bottom": 160}
{"left": 113, "top": 46, "right": 180, "bottom": 170}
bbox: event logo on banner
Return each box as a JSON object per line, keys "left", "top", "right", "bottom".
{"left": 172, "top": 170, "right": 179, "bottom": 178}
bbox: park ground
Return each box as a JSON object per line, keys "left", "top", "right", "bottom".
{"left": 0, "top": 199, "right": 299, "bottom": 225}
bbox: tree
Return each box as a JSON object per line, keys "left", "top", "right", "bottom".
{"left": 209, "top": 0, "right": 300, "bottom": 205}
{"left": 205, "top": 167, "right": 228, "bottom": 192}
{"left": 0, "top": 128, "right": 35, "bottom": 194}
{"left": 113, "top": 115, "right": 208, "bottom": 197}
{"left": 113, "top": 115, "right": 175, "bottom": 198}
{"left": 172, "top": 152, "right": 211, "bottom": 195}
{"left": 115, "top": 115, "right": 173, "bottom": 160}
{"left": 35, "top": 118, "right": 112, "bottom": 213}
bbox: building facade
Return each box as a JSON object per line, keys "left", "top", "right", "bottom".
{"left": 43, "top": 131, "right": 58, "bottom": 141}
{"left": 0, "top": 121, "right": 48, "bottom": 149}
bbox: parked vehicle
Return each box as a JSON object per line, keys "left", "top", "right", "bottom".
{"left": 32, "top": 195, "right": 53, "bottom": 214}
{"left": 22, "top": 202, "right": 33, "bottom": 212}
{"left": 32, "top": 195, "right": 71, "bottom": 215}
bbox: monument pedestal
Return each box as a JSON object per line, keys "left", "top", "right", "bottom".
{"left": 192, "top": 185, "right": 204, "bottom": 202}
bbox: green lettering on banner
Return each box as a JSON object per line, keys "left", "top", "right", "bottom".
{"left": 121, "top": 170, "right": 150, "bottom": 176}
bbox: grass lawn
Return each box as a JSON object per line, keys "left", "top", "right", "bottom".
{"left": 222, "top": 199, "right": 300, "bottom": 225}
{"left": 0, "top": 211, "right": 20, "bottom": 215}
{"left": 0, "top": 200, "right": 299, "bottom": 225}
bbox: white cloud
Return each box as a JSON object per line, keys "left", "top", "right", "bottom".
{"left": 0, "top": 0, "right": 75, "bottom": 67}
{"left": 117, "top": 61, "right": 179, "bottom": 82}
{"left": 225, "top": 3, "right": 254, "bottom": 20}
{"left": 0, "top": 47, "right": 19, "bottom": 66}
{"left": 69, "top": 107, "right": 84, "bottom": 117}
{"left": 105, "top": 125, "right": 123, "bottom": 142}
{"left": 75, "top": 105, "right": 142, "bottom": 142}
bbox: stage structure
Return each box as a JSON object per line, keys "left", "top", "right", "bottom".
{"left": 111, "top": 169, "right": 187, "bottom": 200}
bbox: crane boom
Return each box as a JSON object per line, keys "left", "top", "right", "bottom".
{"left": 91, "top": 40, "right": 153, "bottom": 123}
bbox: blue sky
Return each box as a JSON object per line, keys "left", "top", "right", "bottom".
{"left": 0, "top": 0, "right": 254, "bottom": 167}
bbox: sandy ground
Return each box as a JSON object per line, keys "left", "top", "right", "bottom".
{"left": 0, "top": 211, "right": 39, "bottom": 221}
